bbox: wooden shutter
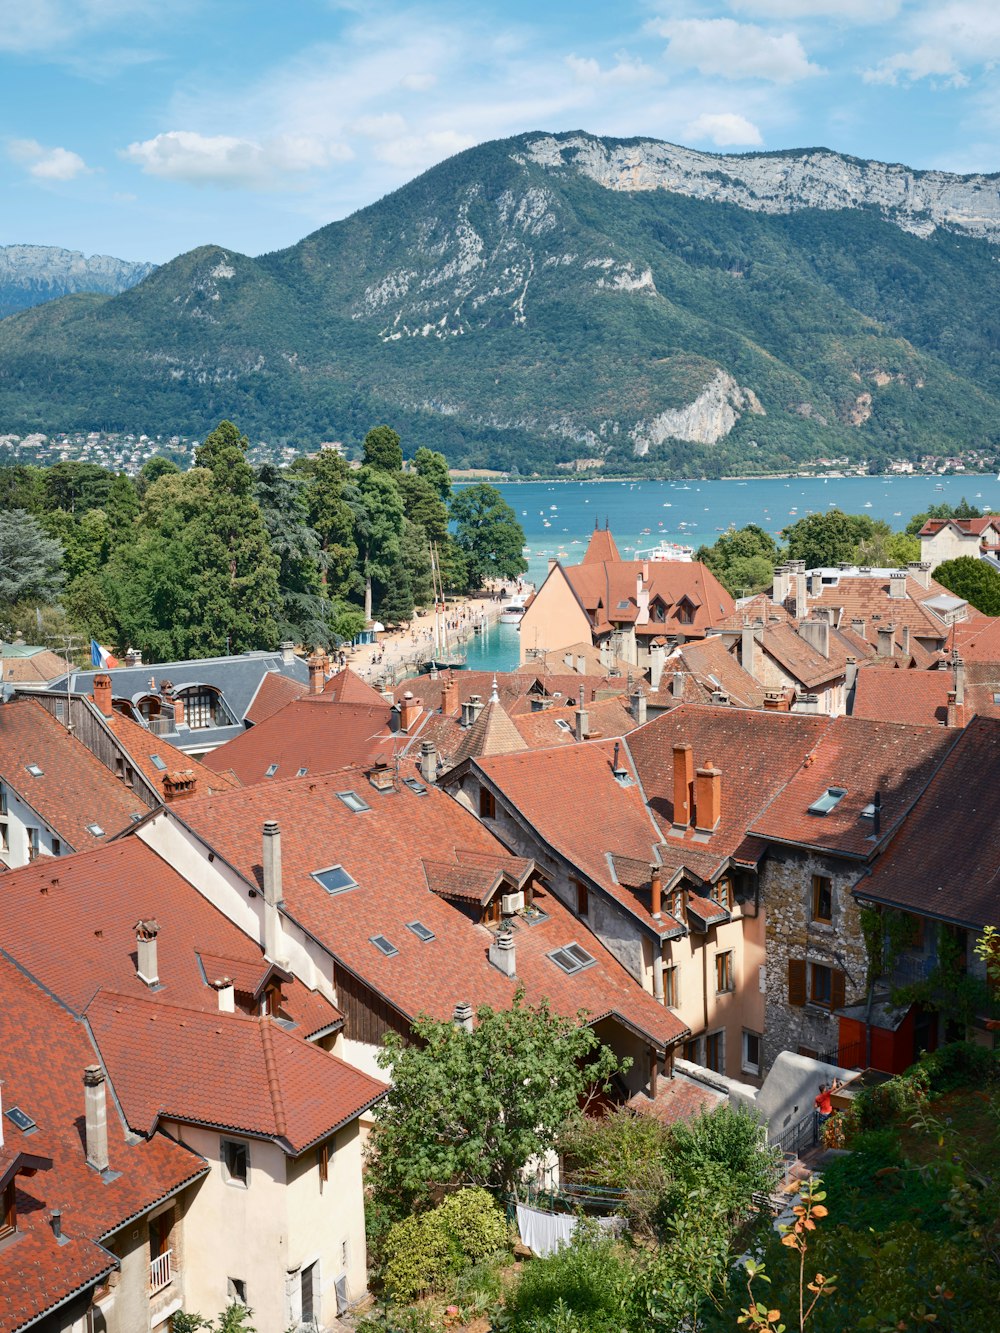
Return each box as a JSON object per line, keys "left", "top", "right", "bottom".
{"left": 788, "top": 958, "right": 807, "bottom": 1007}
{"left": 831, "top": 968, "right": 847, "bottom": 1011}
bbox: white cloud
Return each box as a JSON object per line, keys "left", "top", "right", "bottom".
{"left": 863, "top": 45, "right": 966, "bottom": 87}
{"left": 372, "top": 128, "right": 476, "bottom": 169}
{"left": 565, "top": 53, "right": 654, "bottom": 86}
{"left": 685, "top": 111, "right": 764, "bottom": 146}
{"left": 727, "top": 0, "right": 900, "bottom": 19}
{"left": 654, "top": 17, "right": 822, "bottom": 84}
{"left": 121, "top": 130, "right": 351, "bottom": 188}
{"left": 8, "top": 137, "right": 91, "bottom": 179}
{"left": 0, "top": 0, "right": 180, "bottom": 55}
{"left": 400, "top": 71, "right": 436, "bottom": 92}
{"left": 863, "top": 2, "right": 1000, "bottom": 86}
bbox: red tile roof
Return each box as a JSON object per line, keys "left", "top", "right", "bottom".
{"left": 656, "top": 637, "right": 765, "bottom": 709}
{"left": 322, "top": 667, "right": 388, "bottom": 705}
{"left": 950, "top": 616, "right": 1000, "bottom": 663}
{"left": 87, "top": 990, "right": 385, "bottom": 1153}
{"left": 167, "top": 771, "right": 686, "bottom": 1052}
{"left": 917, "top": 516, "right": 1000, "bottom": 537}
{"left": 805, "top": 575, "right": 974, "bottom": 643}
{"left": 512, "top": 698, "right": 636, "bottom": 748}
{"left": 582, "top": 526, "right": 622, "bottom": 564}
{"left": 856, "top": 716, "right": 1000, "bottom": 928}
{"left": 449, "top": 699, "right": 528, "bottom": 766}
{"left": 0, "top": 646, "right": 69, "bottom": 684}
{"left": 0, "top": 697, "right": 147, "bottom": 850}
{"left": 0, "top": 839, "right": 340, "bottom": 1037}
{"left": 245, "top": 669, "right": 308, "bottom": 723}
{"left": 564, "top": 560, "right": 735, "bottom": 640}
{"left": 851, "top": 670, "right": 957, "bottom": 726}
{"left": 202, "top": 698, "right": 394, "bottom": 785}
{"left": 627, "top": 1070, "right": 725, "bottom": 1125}
{"left": 0, "top": 1225, "right": 116, "bottom": 1333}
{"left": 93, "top": 700, "right": 239, "bottom": 796}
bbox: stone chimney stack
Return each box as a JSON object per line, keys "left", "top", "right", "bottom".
{"left": 212, "top": 977, "right": 235, "bottom": 1013}
{"left": 453, "top": 1001, "right": 474, "bottom": 1033}
{"left": 467, "top": 694, "right": 485, "bottom": 725}
{"left": 877, "top": 626, "right": 895, "bottom": 657}
{"left": 440, "top": 675, "right": 459, "bottom": 715}
{"left": 800, "top": 619, "right": 830, "bottom": 658}
{"left": 947, "top": 690, "right": 961, "bottom": 728}
{"left": 793, "top": 570, "right": 809, "bottom": 620}
{"left": 694, "top": 762, "right": 722, "bottom": 835}
{"left": 741, "top": 622, "right": 756, "bottom": 676}
{"left": 889, "top": 570, "right": 907, "bottom": 600}
{"left": 845, "top": 656, "right": 858, "bottom": 692}
{"left": 399, "top": 691, "right": 421, "bottom": 733}
{"left": 649, "top": 864, "right": 662, "bottom": 919}
{"left": 574, "top": 700, "right": 589, "bottom": 742}
{"left": 672, "top": 742, "right": 694, "bottom": 833}
{"left": 84, "top": 1066, "right": 109, "bottom": 1173}
{"left": 671, "top": 671, "right": 684, "bottom": 700}
{"left": 576, "top": 654, "right": 587, "bottom": 675}
{"left": 307, "top": 651, "right": 326, "bottom": 696}
{"left": 281, "top": 641, "right": 295, "bottom": 665}
{"left": 93, "top": 673, "right": 113, "bottom": 719}
{"left": 420, "top": 741, "right": 438, "bottom": 784}
{"left": 262, "top": 820, "right": 284, "bottom": 962}
{"left": 125, "top": 648, "right": 143, "bottom": 667}
{"left": 488, "top": 924, "right": 516, "bottom": 978}
{"left": 901, "top": 625, "right": 911, "bottom": 657}
{"left": 772, "top": 565, "right": 789, "bottom": 606}
{"left": 851, "top": 618, "right": 867, "bottom": 640}
{"left": 649, "top": 643, "right": 666, "bottom": 692}
{"left": 954, "top": 655, "right": 966, "bottom": 706}
{"left": 134, "top": 919, "right": 159, "bottom": 987}
{"left": 629, "top": 686, "right": 646, "bottom": 727}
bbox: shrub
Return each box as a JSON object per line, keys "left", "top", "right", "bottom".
{"left": 382, "top": 1211, "right": 461, "bottom": 1301}
{"left": 499, "top": 1227, "right": 634, "bottom": 1333}
{"left": 437, "top": 1187, "right": 510, "bottom": 1264}
{"left": 911, "top": 1040, "right": 997, "bottom": 1093}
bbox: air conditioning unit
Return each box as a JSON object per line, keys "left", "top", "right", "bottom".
{"left": 501, "top": 891, "right": 525, "bottom": 916}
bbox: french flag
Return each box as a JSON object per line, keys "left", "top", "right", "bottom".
{"left": 90, "top": 639, "right": 120, "bottom": 669}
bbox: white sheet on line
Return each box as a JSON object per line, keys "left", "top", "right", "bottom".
{"left": 515, "top": 1204, "right": 622, "bottom": 1258}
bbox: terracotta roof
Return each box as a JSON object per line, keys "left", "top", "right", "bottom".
{"left": 166, "top": 771, "right": 686, "bottom": 1052}
{"left": 87, "top": 990, "right": 385, "bottom": 1153}
{"left": 758, "top": 622, "right": 851, "bottom": 689}
{"left": 245, "top": 669, "right": 308, "bottom": 723}
{"left": 563, "top": 560, "right": 735, "bottom": 641}
{"left": 449, "top": 698, "right": 528, "bottom": 767}
{"left": 0, "top": 839, "right": 341, "bottom": 1036}
{"left": 661, "top": 637, "right": 765, "bottom": 709}
{"left": 918, "top": 516, "right": 1000, "bottom": 537}
{"left": 804, "top": 575, "right": 974, "bottom": 643}
{"left": 202, "top": 698, "right": 394, "bottom": 785}
{"left": 524, "top": 642, "right": 635, "bottom": 677}
{"left": 0, "top": 645, "right": 70, "bottom": 684}
{"left": 851, "top": 670, "right": 958, "bottom": 726}
{"left": 582, "top": 526, "right": 622, "bottom": 564}
{"left": 715, "top": 595, "right": 796, "bottom": 631}
{"left": 856, "top": 716, "right": 1000, "bottom": 928}
{"left": 0, "top": 1225, "right": 116, "bottom": 1333}
{"left": 322, "top": 666, "right": 388, "bottom": 705}
{"left": 749, "top": 715, "right": 955, "bottom": 859}
{"left": 513, "top": 697, "right": 636, "bottom": 747}
{"left": 951, "top": 616, "right": 1000, "bottom": 663}
{"left": 92, "top": 700, "right": 240, "bottom": 796}
{"left": 627, "top": 1070, "right": 726, "bottom": 1125}
{"left": 0, "top": 697, "right": 147, "bottom": 850}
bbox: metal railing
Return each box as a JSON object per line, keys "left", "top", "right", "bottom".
{"left": 768, "top": 1108, "right": 818, "bottom": 1157}
{"left": 149, "top": 1249, "right": 174, "bottom": 1294}
{"left": 816, "top": 1038, "right": 866, "bottom": 1070}
{"left": 890, "top": 953, "right": 937, "bottom": 986}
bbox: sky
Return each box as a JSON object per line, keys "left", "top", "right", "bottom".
{"left": 2, "top": 0, "right": 999, "bottom": 264}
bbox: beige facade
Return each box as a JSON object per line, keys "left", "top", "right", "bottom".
{"left": 519, "top": 564, "right": 592, "bottom": 664}
{"left": 920, "top": 521, "right": 1000, "bottom": 572}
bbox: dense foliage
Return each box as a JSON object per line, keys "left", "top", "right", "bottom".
{"left": 3, "top": 134, "right": 1000, "bottom": 475}
{"left": 933, "top": 555, "right": 1000, "bottom": 615}
{"left": 381, "top": 1189, "right": 510, "bottom": 1300}
{"left": 0, "top": 426, "right": 525, "bottom": 658}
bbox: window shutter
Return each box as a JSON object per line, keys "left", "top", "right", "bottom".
{"left": 831, "top": 968, "right": 847, "bottom": 1011}
{"left": 788, "top": 958, "right": 807, "bottom": 1007}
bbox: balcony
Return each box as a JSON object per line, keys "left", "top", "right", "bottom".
{"left": 149, "top": 1249, "right": 175, "bottom": 1294}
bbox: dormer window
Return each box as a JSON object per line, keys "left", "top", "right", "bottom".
{"left": 650, "top": 599, "right": 667, "bottom": 623}
{"left": 675, "top": 598, "right": 695, "bottom": 625}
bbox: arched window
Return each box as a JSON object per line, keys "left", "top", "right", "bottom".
{"left": 177, "top": 686, "right": 223, "bottom": 729}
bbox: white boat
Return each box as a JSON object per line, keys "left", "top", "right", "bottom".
{"left": 635, "top": 539, "right": 695, "bottom": 563}
{"left": 864, "top": 501, "right": 873, "bottom": 508}
{"left": 500, "top": 593, "right": 529, "bottom": 624}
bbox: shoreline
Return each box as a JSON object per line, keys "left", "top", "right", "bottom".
{"left": 344, "top": 593, "right": 510, "bottom": 688}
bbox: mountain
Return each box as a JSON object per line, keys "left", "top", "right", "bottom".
{"left": 0, "top": 245, "right": 156, "bottom": 319}
{"left": 2, "top": 131, "right": 1000, "bottom": 475}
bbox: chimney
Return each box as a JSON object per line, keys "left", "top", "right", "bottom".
{"left": 399, "top": 691, "right": 421, "bottom": 733}
{"left": 262, "top": 820, "right": 284, "bottom": 962}
{"left": 671, "top": 671, "right": 684, "bottom": 700}
{"left": 212, "top": 977, "right": 235, "bottom": 1013}
{"left": 83, "top": 1066, "right": 109, "bottom": 1173}
{"left": 612, "top": 741, "right": 629, "bottom": 780}
{"left": 575, "top": 701, "right": 589, "bottom": 742}
{"left": 901, "top": 625, "right": 911, "bottom": 657}
{"left": 547, "top": 557, "right": 558, "bottom": 577}
{"left": 452, "top": 1001, "right": 474, "bottom": 1033}
{"left": 93, "top": 673, "right": 113, "bottom": 719}
{"left": 599, "top": 640, "right": 612, "bottom": 670}
{"left": 576, "top": 654, "right": 587, "bottom": 675}
{"left": 649, "top": 864, "right": 662, "bottom": 919}
{"left": 741, "top": 623, "right": 756, "bottom": 676}
{"left": 909, "top": 561, "right": 932, "bottom": 590}
{"left": 172, "top": 696, "right": 185, "bottom": 728}
{"left": 772, "top": 565, "right": 789, "bottom": 605}
{"left": 50, "top": 1210, "right": 63, "bottom": 1241}
{"left": 125, "top": 648, "right": 142, "bottom": 667}
{"left": 308, "top": 651, "right": 326, "bottom": 696}
{"left": 851, "top": 618, "right": 867, "bottom": 640}
{"left": 467, "top": 694, "right": 485, "bottom": 725}
{"left": 845, "top": 656, "right": 858, "bottom": 692}
{"left": 793, "top": 571, "right": 808, "bottom": 619}
{"left": 694, "top": 762, "right": 722, "bottom": 834}
{"left": 162, "top": 770, "right": 197, "bottom": 803}
{"left": 795, "top": 692, "right": 820, "bottom": 714}
{"left": 440, "top": 675, "right": 459, "bottom": 715}
{"left": 642, "top": 560, "right": 650, "bottom": 583}
{"left": 281, "top": 641, "right": 295, "bottom": 665}
{"left": 953, "top": 655, "right": 965, "bottom": 706}
{"left": 488, "top": 924, "right": 516, "bottom": 977}
{"left": 947, "top": 690, "right": 961, "bottom": 728}
{"left": 876, "top": 625, "right": 895, "bottom": 658}
{"left": 134, "top": 919, "right": 159, "bottom": 987}
{"left": 889, "top": 570, "right": 907, "bottom": 600}
{"left": 630, "top": 687, "right": 646, "bottom": 726}
{"left": 420, "top": 740, "right": 438, "bottom": 783}
{"left": 672, "top": 742, "right": 694, "bottom": 833}
{"left": 799, "top": 620, "right": 830, "bottom": 658}
{"left": 763, "top": 688, "right": 784, "bottom": 710}
{"left": 649, "top": 643, "right": 666, "bottom": 691}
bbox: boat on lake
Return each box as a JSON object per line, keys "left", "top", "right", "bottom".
{"left": 635, "top": 539, "right": 695, "bottom": 562}
{"left": 500, "top": 593, "right": 529, "bottom": 624}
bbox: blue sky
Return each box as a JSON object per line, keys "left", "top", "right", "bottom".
{"left": 2, "top": 0, "right": 998, "bottom": 263}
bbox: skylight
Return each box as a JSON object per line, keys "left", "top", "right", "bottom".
{"left": 406, "top": 921, "right": 435, "bottom": 942}
{"left": 265, "top": 764, "right": 278, "bottom": 777}
{"left": 548, "top": 943, "right": 596, "bottom": 975}
{"left": 370, "top": 934, "right": 398, "bottom": 957}
{"left": 808, "top": 787, "right": 847, "bottom": 816}
{"left": 616, "top": 600, "right": 630, "bottom": 610}
{"left": 311, "top": 864, "right": 357, "bottom": 895}
{"left": 150, "top": 754, "right": 167, "bottom": 771}
{"left": 296, "top": 767, "right": 308, "bottom": 777}
{"left": 26, "top": 764, "right": 43, "bottom": 778}
{"left": 337, "top": 790, "right": 370, "bottom": 813}
{"left": 402, "top": 777, "right": 427, "bottom": 795}
{"left": 5, "top": 1107, "right": 36, "bottom": 1134}
{"left": 554, "top": 719, "right": 573, "bottom": 733}
{"left": 86, "top": 823, "right": 105, "bottom": 836}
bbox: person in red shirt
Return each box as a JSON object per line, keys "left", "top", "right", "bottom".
{"left": 814, "top": 1078, "right": 842, "bottom": 1121}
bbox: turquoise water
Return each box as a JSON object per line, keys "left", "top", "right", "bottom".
{"left": 459, "top": 473, "right": 996, "bottom": 673}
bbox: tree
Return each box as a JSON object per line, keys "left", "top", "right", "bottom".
{"left": 933, "top": 555, "right": 1000, "bottom": 615}
{"left": 696, "top": 524, "right": 781, "bottom": 596}
{"left": 449, "top": 483, "right": 527, "bottom": 591}
{"left": 105, "top": 473, "right": 140, "bottom": 542}
{"left": 0, "top": 464, "right": 44, "bottom": 514}
{"left": 414, "top": 446, "right": 451, "bottom": 500}
{"left": 294, "top": 450, "right": 358, "bottom": 595}
{"left": 255, "top": 463, "right": 327, "bottom": 643}
{"left": 397, "top": 472, "right": 449, "bottom": 545}
{"left": 784, "top": 510, "right": 875, "bottom": 569}
{"left": 345, "top": 467, "right": 404, "bottom": 620}
{"left": 367, "top": 990, "right": 623, "bottom": 1217}
{"left": 399, "top": 518, "right": 435, "bottom": 608}
{"left": 377, "top": 555, "right": 414, "bottom": 626}
{"left": 0, "top": 510, "right": 65, "bottom": 612}
{"left": 363, "top": 425, "right": 403, "bottom": 473}
{"left": 41, "top": 461, "right": 113, "bottom": 514}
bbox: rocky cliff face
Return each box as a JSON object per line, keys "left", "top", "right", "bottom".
{"left": 523, "top": 135, "right": 1000, "bottom": 243}
{"left": 0, "top": 245, "right": 155, "bottom": 318}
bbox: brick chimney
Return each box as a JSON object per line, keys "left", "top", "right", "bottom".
{"left": 307, "top": 651, "right": 326, "bottom": 696}
{"left": 93, "top": 673, "right": 113, "bottom": 719}
{"left": 440, "top": 675, "right": 459, "bottom": 715}
{"left": 694, "top": 762, "right": 722, "bottom": 834}
{"left": 946, "top": 690, "right": 961, "bottom": 728}
{"left": 172, "top": 696, "right": 185, "bottom": 727}
{"left": 649, "top": 864, "right": 662, "bottom": 919}
{"left": 672, "top": 742, "right": 694, "bottom": 833}
{"left": 630, "top": 686, "right": 646, "bottom": 726}
{"left": 162, "top": 770, "right": 197, "bottom": 802}
{"left": 488, "top": 924, "right": 516, "bottom": 977}
{"left": 84, "top": 1066, "right": 109, "bottom": 1172}
{"left": 453, "top": 1001, "right": 474, "bottom": 1033}
{"left": 399, "top": 691, "right": 421, "bottom": 733}
{"left": 876, "top": 625, "right": 895, "bottom": 657}
{"left": 800, "top": 620, "right": 830, "bottom": 658}
{"left": 889, "top": 570, "right": 907, "bottom": 600}
{"left": 212, "top": 977, "right": 235, "bottom": 1012}
{"left": 420, "top": 740, "right": 437, "bottom": 783}
{"left": 134, "top": 918, "right": 160, "bottom": 986}
{"left": 763, "top": 688, "right": 785, "bottom": 710}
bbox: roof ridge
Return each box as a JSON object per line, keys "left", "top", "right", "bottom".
{"left": 260, "top": 1017, "right": 287, "bottom": 1139}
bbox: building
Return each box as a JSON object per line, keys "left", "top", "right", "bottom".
{"left": 917, "top": 515, "right": 1000, "bottom": 571}
{"left": 0, "top": 641, "right": 70, "bottom": 684}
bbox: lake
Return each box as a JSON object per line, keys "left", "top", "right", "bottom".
{"left": 458, "top": 472, "right": 994, "bottom": 674}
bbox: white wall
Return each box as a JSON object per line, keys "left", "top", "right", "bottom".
{"left": 0, "top": 782, "right": 63, "bottom": 868}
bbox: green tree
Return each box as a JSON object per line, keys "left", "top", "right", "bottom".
{"left": 363, "top": 425, "right": 403, "bottom": 473}
{"left": 0, "top": 509, "right": 65, "bottom": 612}
{"left": 0, "top": 464, "right": 44, "bottom": 514}
{"left": 414, "top": 446, "right": 452, "bottom": 500}
{"left": 346, "top": 467, "right": 404, "bottom": 620}
{"left": 696, "top": 524, "right": 781, "bottom": 596}
{"left": 378, "top": 555, "right": 414, "bottom": 626}
{"left": 784, "top": 510, "right": 875, "bottom": 569}
{"left": 397, "top": 472, "right": 449, "bottom": 545}
{"left": 41, "top": 461, "right": 113, "bottom": 514}
{"left": 399, "top": 518, "right": 435, "bottom": 608}
{"left": 136, "top": 455, "right": 181, "bottom": 498}
{"left": 255, "top": 463, "right": 328, "bottom": 643}
{"left": 367, "top": 990, "right": 623, "bottom": 1217}
{"left": 293, "top": 450, "right": 359, "bottom": 595}
{"left": 934, "top": 555, "right": 1000, "bottom": 615}
{"left": 106, "top": 473, "right": 140, "bottom": 543}
{"left": 449, "top": 483, "right": 526, "bottom": 591}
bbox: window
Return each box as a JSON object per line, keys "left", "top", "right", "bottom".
{"left": 227, "top": 1278, "right": 247, "bottom": 1305}
{"left": 51, "top": 838, "right": 61, "bottom": 857}
{"left": 664, "top": 963, "right": 678, "bottom": 1008}
{"left": 0, "top": 1180, "right": 15, "bottom": 1239}
{"left": 402, "top": 777, "right": 427, "bottom": 794}
{"left": 180, "top": 687, "right": 221, "bottom": 730}
{"left": 788, "top": 959, "right": 846, "bottom": 1010}
{"left": 265, "top": 764, "right": 278, "bottom": 778}
{"left": 222, "top": 1139, "right": 248, "bottom": 1186}
{"left": 318, "top": 1142, "right": 331, "bottom": 1184}
{"left": 263, "top": 984, "right": 283, "bottom": 1018}
{"left": 616, "top": 599, "right": 631, "bottom": 610}
{"left": 715, "top": 950, "right": 735, "bottom": 994}
{"left": 312, "top": 864, "right": 357, "bottom": 895}
{"left": 406, "top": 921, "right": 435, "bottom": 941}
{"left": 682, "top": 1036, "right": 701, "bottom": 1064}
{"left": 548, "top": 943, "right": 596, "bottom": 975}
{"left": 811, "top": 875, "right": 833, "bottom": 923}
{"left": 808, "top": 787, "right": 847, "bottom": 816}
{"left": 0, "top": 784, "right": 6, "bottom": 816}
{"left": 479, "top": 787, "right": 496, "bottom": 819}
{"left": 5, "top": 1107, "right": 36, "bottom": 1133}
{"left": 370, "top": 934, "right": 398, "bottom": 957}
{"left": 296, "top": 767, "right": 308, "bottom": 777}
{"left": 710, "top": 878, "right": 732, "bottom": 911}
{"left": 574, "top": 880, "right": 589, "bottom": 917}
{"left": 742, "top": 1031, "right": 761, "bottom": 1076}
{"left": 25, "top": 764, "right": 43, "bottom": 778}
{"left": 150, "top": 754, "right": 167, "bottom": 771}
{"left": 26, "top": 828, "right": 39, "bottom": 862}
{"left": 337, "top": 790, "right": 369, "bottom": 813}
{"left": 554, "top": 719, "right": 573, "bottom": 733}
{"left": 0, "top": 824, "right": 7, "bottom": 853}
{"left": 676, "top": 598, "right": 694, "bottom": 625}
{"left": 651, "top": 600, "right": 667, "bottom": 623}
{"left": 705, "top": 1030, "right": 724, "bottom": 1073}
{"left": 86, "top": 823, "right": 105, "bottom": 837}
{"left": 810, "top": 963, "right": 832, "bottom": 1006}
